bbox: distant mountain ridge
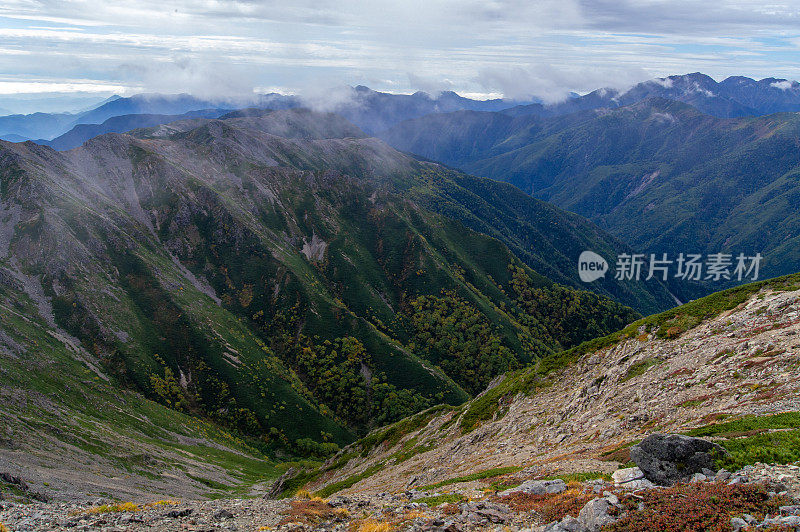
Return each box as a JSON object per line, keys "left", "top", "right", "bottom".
{"left": 0, "top": 88, "right": 532, "bottom": 144}
{"left": 5, "top": 73, "right": 798, "bottom": 150}
{"left": 502, "top": 73, "right": 800, "bottom": 119}
{"left": 379, "top": 97, "right": 800, "bottom": 284}
{"left": 37, "top": 109, "right": 229, "bottom": 151}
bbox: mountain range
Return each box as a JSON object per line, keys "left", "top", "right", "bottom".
{"left": 2, "top": 72, "right": 800, "bottom": 509}
{"left": 0, "top": 88, "right": 534, "bottom": 144}
{"left": 0, "top": 107, "right": 681, "bottom": 473}
{"left": 501, "top": 72, "right": 800, "bottom": 119}
{"left": 380, "top": 96, "right": 800, "bottom": 283}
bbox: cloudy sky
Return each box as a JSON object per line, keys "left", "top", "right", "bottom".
{"left": 2, "top": 0, "right": 800, "bottom": 112}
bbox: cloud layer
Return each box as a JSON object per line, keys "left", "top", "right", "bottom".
{"left": 1, "top": 0, "right": 800, "bottom": 111}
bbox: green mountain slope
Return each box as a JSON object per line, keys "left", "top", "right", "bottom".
{"left": 0, "top": 109, "right": 662, "bottom": 459}
{"left": 380, "top": 98, "right": 800, "bottom": 284}
{"left": 0, "top": 273, "right": 281, "bottom": 501}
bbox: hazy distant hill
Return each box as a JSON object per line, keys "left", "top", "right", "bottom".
{"left": 39, "top": 109, "right": 228, "bottom": 151}
{"left": 503, "top": 73, "right": 800, "bottom": 119}
{"left": 0, "top": 88, "right": 530, "bottom": 144}
{"left": 381, "top": 97, "right": 800, "bottom": 282}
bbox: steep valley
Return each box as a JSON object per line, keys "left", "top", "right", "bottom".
{"left": 304, "top": 274, "right": 800, "bottom": 498}
{"left": 1, "top": 106, "right": 800, "bottom": 532}
{"left": 0, "top": 108, "right": 678, "bottom": 506}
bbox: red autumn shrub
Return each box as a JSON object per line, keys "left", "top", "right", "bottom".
{"left": 607, "top": 482, "right": 790, "bottom": 532}
{"left": 500, "top": 488, "right": 596, "bottom": 522}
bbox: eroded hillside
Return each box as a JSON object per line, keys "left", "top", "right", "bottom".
{"left": 0, "top": 108, "right": 676, "bottom": 499}
{"left": 303, "top": 275, "right": 800, "bottom": 497}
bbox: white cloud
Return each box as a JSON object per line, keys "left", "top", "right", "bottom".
{"left": 771, "top": 80, "right": 794, "bottom": 90}
{"left": 650, "top": 111, "right": 676, "bottom": 124}
{"left": 0, "top": 0, "right": 800, "bottom": 102}
{"left": 475, "top": 64, "right": 648, "bottom": 103}
{"left": 0, "top": 79, "right": 127, "bottom": 95}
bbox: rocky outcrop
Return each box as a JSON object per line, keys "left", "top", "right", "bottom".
{"left": 630, "top": 434, "right": 723, "bottom": 486}
{"left": 498, "top": 479, "right": 566, "bottom": 497}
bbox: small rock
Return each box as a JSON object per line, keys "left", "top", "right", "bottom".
{"left": 328, "top": 495, "right": 351, "bottom": 507}
{"left": 578, "top": 498, "right": 616, "bottom": 532}
{"left": 213, "top": 509, "right": 234, "bottom": 520}
{"left": 715, "top": 469, "right": 731, "bottom": 481}
{"left": 612, "top": 467, "right": 655, "bottom": 490}
{"left": 730, "top": 517, "right": 747, "bottom": 531}
{"left": 554, "top": 515, "right": 583, "bottom": 531}
{"left": 498, "top": 479, "right": 566, "bottom": 497}
{"left": 166, "top": 508, "right": 193, "bottom": 518}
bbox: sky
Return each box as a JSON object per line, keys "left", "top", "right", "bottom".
{"left": 2, "top": 0, "right": 800, "bottom": 113}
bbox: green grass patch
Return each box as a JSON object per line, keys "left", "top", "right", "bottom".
{"left": 714, "top": 430, "right": 800, "bottom": 471}
{"left": 460, "top": 369, "right": 548, "bottom": 432}
{"left": 686, "top": 412, "right": 800, "bottom": 438}
{"left": 418, "top": 466, "right": 522, "bottom": 491}
{"left": 315, "top": 462, "right": 385, "bottom": 498}
{"left": 622, "top": 358, "right": 661, "bottom": 382}
{"left": 186, "top": 473, "right": 232, "bottom": 491}
{"left": 359, "top": 405, "right": 454, "bottom": 456}
{"left": 685, "top": 412, "right": 800, "bottom": 471}
{"left": 391, "top": 437, "right": 436, "bottom": 463}
{"left": 677, "top": 398, "right": 706, "bottom": 408}
{"left": 546, "top": 472, "right": 612, "bottom": 483}
{"left": 415, "top": 493, "right": 466, "bottom": 506}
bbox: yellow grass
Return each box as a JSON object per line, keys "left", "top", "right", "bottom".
{"left": 357, "top": 520, "right": 393, "bottom": 532}
{"left": 69, "top": 499, "right": 179, "bottom": 517}
{"left": 80, "top": 502, "right": 140, "bottom": 515}
{"left": 145, "top": 500, "right": 179, "bottom": 507}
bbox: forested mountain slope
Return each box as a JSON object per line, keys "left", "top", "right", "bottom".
{"left": 0, "top": 109, "right": 669, "bottom": 480}
{"left": 302, "top": 273, "right": 800, "bottom": 498}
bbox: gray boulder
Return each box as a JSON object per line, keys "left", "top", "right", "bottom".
{"left": 541, "top": 515, "right": 585, "bottom": 531}
{"left": 460, "top": 501, "right": 511, "bottom": 525}
{"left": 630, "top": 434, "right": 723, "bottom": 486}
{"left": 499, "top": 479, "right": 567, "bottom": 497}
{"left": 730, "top": 517, "right": 747, "bottom": 531}
{"left": 578, "top": 498, "right": 615, "bottom": 531}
